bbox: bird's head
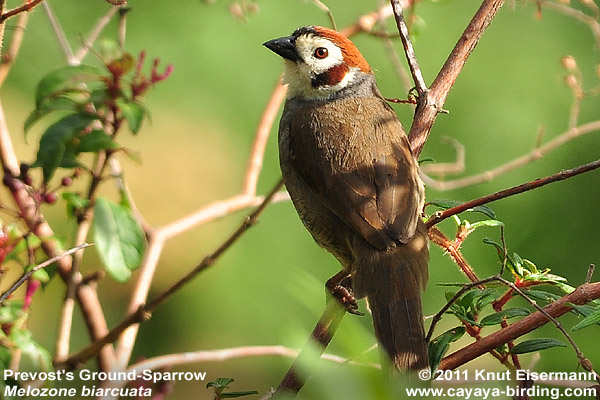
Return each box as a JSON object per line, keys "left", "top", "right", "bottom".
{"left": 264, "top": 26, "right": 372, "bottom": 100}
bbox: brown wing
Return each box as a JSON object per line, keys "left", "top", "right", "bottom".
{"left": 285, "top": 96, "right": 424, "bottom": 251}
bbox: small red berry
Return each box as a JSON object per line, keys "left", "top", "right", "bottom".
{"left": 61, "top": 176, "right": 73, "bottom": 187}
{"left": 43, "top": 192, "right": 58, "bottom": 204}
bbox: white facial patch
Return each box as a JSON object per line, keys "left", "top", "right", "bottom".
{"left": 283, "top": 34, "right": 355, "bottom": 100}
{"left": 294, "top": 35, "right": 344, "bottom": 74}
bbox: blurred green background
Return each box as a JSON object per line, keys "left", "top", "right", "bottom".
{"left": 1, "top": 0, "right": 599, "bottom": 399}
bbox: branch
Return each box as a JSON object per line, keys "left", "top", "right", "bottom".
{"left": 273, "top": 299, "right": 347, "bottom": 398}
{"left": 408, "top": 0, "right": 506, "bottom": 157}
{"left": 57, "top": 179, "right": 284, "bottom": 371}
{"left": 0, "top": 243, "right": 93, "bottom": 304}
{"left": 42, "top": 1, "right": 74, "bottom": 64}
{"left": 426, "top": 159, "right": 600, "bottom": 228}
{"left": 0, "top": 0, "right": 44, "bottom": 23}
{"left": 73, "top": 5, "right": 120, "bottom": 64}
{"left": 493, "top": 275, "right": 598, "bottom": 378}
{"left": 103, "top": 345, "right": 378, "bottom": 395}
{"left": 439, "top": 282, "right": 600, "bottom": 371}
{"left": 423, "top": 120, "right": 600, "bottom": 191}
{"left": 0, "top": 11, "right": 28, "bottom": 87}
{"left": 0, "top": 100, "right": 116, "bottom": 370}
{"left": 241, "top": 79, "right": 287, "bottom": 196}
{"left": 389, "top": 0, "right": 427, "bottom": 95}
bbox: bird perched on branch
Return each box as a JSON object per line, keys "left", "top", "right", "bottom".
{"left": 264, "top": 26, "right": 429, "bottom": 370}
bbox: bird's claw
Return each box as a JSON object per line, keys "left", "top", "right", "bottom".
{"left": 330, "top": 284, "right": 364, "bottom": 316}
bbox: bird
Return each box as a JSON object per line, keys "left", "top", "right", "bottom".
{"left": 264, "top": 26, "right": 429, "bottom": 370}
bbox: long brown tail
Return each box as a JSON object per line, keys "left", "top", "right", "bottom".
{"left": 369, "top": 287, "right": 428, "bottom": 369}
{"left": 353, "top": 222, "right": 429, "bottom": 370}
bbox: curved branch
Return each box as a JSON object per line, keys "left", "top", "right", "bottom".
{"left": 426, "top": 159, "right": 600, "bottom": 229}
{"left": 0, "top": 0, "right": 44, "bottom": 22}
{"left": 439, "top": 282, "right": 600, "bottom": 371}
{"left": 408, "top": 0, "right": 506, "bottom": 156}
{"left": 424, "top": 120, "right": 600, "bottom": 191}
{"left": 0, "top": 100, "right": 116, "bottom": 370}
{"left": 57, "top": 179, "right": 284, "bottom": 371}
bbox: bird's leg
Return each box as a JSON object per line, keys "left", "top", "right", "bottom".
{"left": 325, "top": 270, "right": 364, "bottom": 316}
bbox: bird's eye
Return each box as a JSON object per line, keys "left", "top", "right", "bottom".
{"left": 314, "top": 47, "right": 328, "bottom": 59}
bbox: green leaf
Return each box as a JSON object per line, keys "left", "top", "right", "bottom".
{"left": 428, "top": 327, "right": 465, "bottom": 371}
{"left": 445, "top": 291, "right": 456, "bottom": 303}
{"left": 482, "top": 238, "right": 523, "bottom": 277}
{"left": 118, "top": 100, "right": 147, "bottom": 134}
{"left": 10, "top": 329, "right": 52, "bottom": 371}
{"left": 32, "top": 113, "right": 98, "bottom": 183}
{"left": 93, "top": 198, "right": 146, "bottom": 283}
{"left": 0, "top": 300, "right": 24, "bottom": 324}
{"left": 35, "top": 65, "right": 101, "bottom": 109}
{"left": 122, "top": 147, "right": 143, "bottom": 164}
{"left": 5, "top": 233, "right": 40, "bottom": 264}
{"left": 480, "top": 308, "right": 531, "bottom": 326}
{"left": 98, "top": 38, "right": 125, "bottom": 64}
{"left": 31, "top": 268, "right": 50, "bottom": 283}
{"left": 62, "top": 192, "right": 90, "bottom": 219}
{"left": 476, "top": 290, "right": 501, "bottom": 309}
{"left": 219, "top": 391, "right": 259, "bottom": 399}
{"left": 568, "top": 303, "right": 600, "bottom": 318}
{"left": 510, "top": 338, "right": 567, "bottom": 354}
{"left": 59, "top": 151, "right": 85, "bottom": 169}
{"left": 25, "top": 97, "right": 79, "bottom": 133}
{"left": 428, "top": 199, "right": 496, "bottom": 219}
{"left": 206, "top": 378, "right": 234, "bottom": 388}
{"left": 459, "top": 288, "right": 486, "bottom": 309}
{"left": 418, "top": 157, "right": 436, "bottom": 165}
{"left": 76, "top": 130, "right": 119, "bottom": 152}
{"left": 571, "top": 308, "right": 600, "bottom": 331}
{"left": 468, "top": 219, "right": 505, "bottom": 230}
{"left": 521, "top": 289, "right": 561, "bottom": 303}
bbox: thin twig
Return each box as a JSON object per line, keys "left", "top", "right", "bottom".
{"left": 0, "top": 243, "right": 93, "bottom": 304}
{"left": 426, "top": 276, "right": 499, "bottom": 343}
{"left": 408, "top": 0, "right": 506, "bottom": 157}
{"left": 241, "top": 79, "right": 287, "bottom": 196}
{"left": 420, "top": 137, "right": 465, "bottom": 177}
{"left": 273, "top": 299, "right": 347, "bottom": 398}
{"left": 428, "top": 226, "right": 481, "bottom": 283}
{"left": 57, "top": 179, "right": 285, "bottom": 371}
{"left": 55, "top": 149, "right": 112, "bottom": 367}
{"left": 117, "top": 7, "right": 129, "bottom": 49}
{"left": 375, "top": 0, "right": 411, "bottom": 93}
{"left": 310, "top": 0, "right": 336, "bottom": 30}
{"left": 42, "top": 1, "right": 75, "bottom": 64}
{"left": 493, "top": 275, "right": 597, "bottom": 379}
{"left": 439, "top": 282, "right": 600, "bottom": 371}
{"left": 73, "top": 6, "right": 120, "bottom": 64}
{"left": 389, "top": 0, "right": 427, "bottom": 95}
{"left": 586, "top": 264, "right": 595, "bottom": 284}
{"left": 426, "top": 159, "right": 600, "bottom": 228}
{"left": 0, "top": 0, "right": 44, "bottom": 22}
{"left": 104, "top": 345, "right": 378, "bottom": 395}
{"left": 0, "top": 11, "right": 28, "bottom": 87}
{"left": 529, "top": 0, "right": 600, "bottom": 45}
{"left": 424, "top": 121, "right": 600, "bottom": 190}
{"left": 0, "top": 100, "right": 116, "bottom": 370}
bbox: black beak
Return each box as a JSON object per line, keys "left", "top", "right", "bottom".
{"left": 263, "top": 36, "right": 299, "bottom": 62}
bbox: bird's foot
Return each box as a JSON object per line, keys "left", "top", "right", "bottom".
{"left": 330, "top": 284, "right": 364, "bottom": 316}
